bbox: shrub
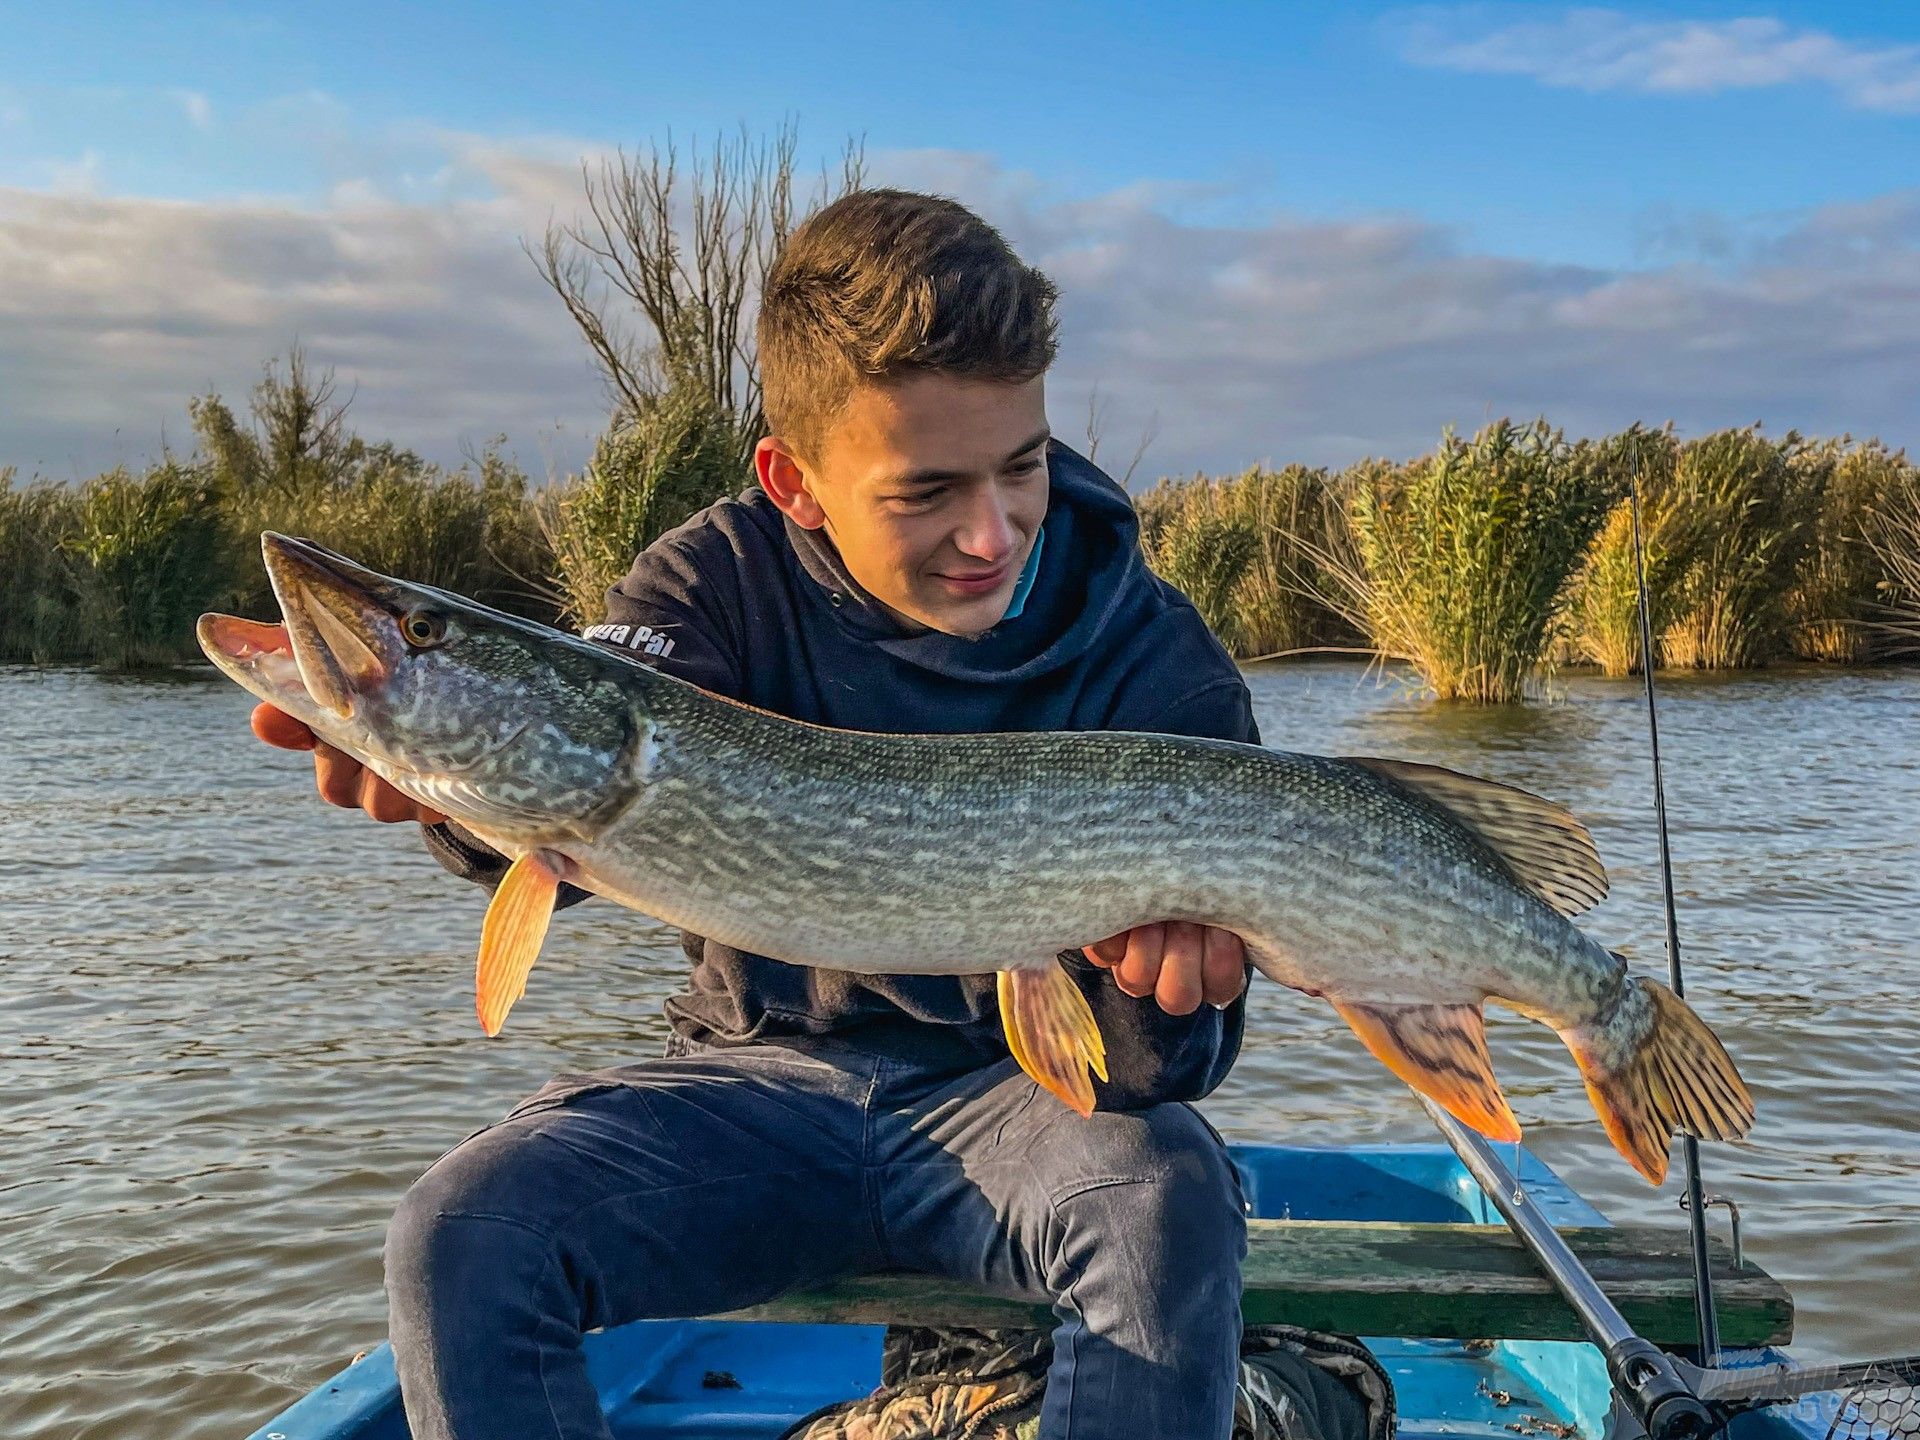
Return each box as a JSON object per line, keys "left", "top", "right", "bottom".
{"left": 539, "top": 386, "right": 750, "bottom": 627}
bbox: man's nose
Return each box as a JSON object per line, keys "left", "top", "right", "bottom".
{"left": 953, "top": 488, "right": 1018, "bottom": 564}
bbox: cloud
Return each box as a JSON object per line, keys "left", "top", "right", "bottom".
{"left": 170, "top": 89, "right": 214, "bottom": 132}
{"left": 1, "top": 141, "right": 1917, "bottom": 483}
{"left": 1386, "top": 6, "right": 1920, "bottom": 113}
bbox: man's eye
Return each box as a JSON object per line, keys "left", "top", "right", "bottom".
{"left": 1008, "top": 459, "right": 1044, "bottom": 477}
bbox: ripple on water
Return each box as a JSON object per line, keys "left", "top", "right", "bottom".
{"left": 1, "top": 661, "right": 1917, "bottom": 1436}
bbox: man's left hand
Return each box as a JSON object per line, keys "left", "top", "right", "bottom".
{"left": 1082, "top": 923, "right": 1248, "bottom": 1016}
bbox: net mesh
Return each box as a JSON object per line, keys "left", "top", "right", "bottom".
{"left": 1823, "top": 1364, "right": 1919, "bottom": 1440}
{"left": 1694, "top": 1357, "right": 1920, "bottom": 1440}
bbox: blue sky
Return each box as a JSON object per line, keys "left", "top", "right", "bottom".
{"left": 2, "top": 1, "right": 1916, "bottom": 476}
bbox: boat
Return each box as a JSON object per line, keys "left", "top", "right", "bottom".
{"left": 246, "top": 1137, "right": 1831, "bottom": 1440}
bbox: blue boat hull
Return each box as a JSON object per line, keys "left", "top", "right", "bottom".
{"left": 248, "top": 1144, "right": 1822, "bottom": 1440}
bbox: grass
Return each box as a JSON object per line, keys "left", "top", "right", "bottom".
{"left": 9, "top": 353, "right": 1919, "bottom": 701}
{"left": 538, "top": 386, "right": 751, "bottom": 627}
{"left": 1660, "top": 427, "right": 1818, "bottom": 671}
{"left": 65, "top": 463, "right": 228, "bottom": 668}
{"left": 0, "top": 471, "right": 90, "bottom": 664}
{"left": 1566, "top": 428, "right": 1686, "bottom": 677}
{"left": 1135, "top": 465, "right": 1355, "bottom": 659}
{"left": 1314, "top": 419, "right": 1621, "bottom": 703}
{"left": 1788, "top": 440, "right": 1917, "bottom": 663}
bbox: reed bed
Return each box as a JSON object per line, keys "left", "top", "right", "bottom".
{"left": 9, "top": 353, "right": 1918, "bottom": 701}
{"left": 1656, "top": 427, "right": 1819, "bottom": 671}
{"left": 1135, "top": 465, "right": 1357, "bottom": 659}
{"left": 1788, "top": 440, "right": 1918, "bottom": 663}
{"left": 1313, "top": 420, "right": 1620, "bottom": 703}
{"left": 1565, "top": 428, "right": 1684, "bottom": 677}
{"left": 538, "top": 388, "right": 750, "bottom": 627}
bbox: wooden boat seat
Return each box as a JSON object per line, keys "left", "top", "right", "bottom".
{"left": 718, "top": 1219, "right": 1793, "bottom": 1347}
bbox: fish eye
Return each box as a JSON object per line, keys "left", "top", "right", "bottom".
{"left": 400, "top": 609, "right": 448, "bottom": 648}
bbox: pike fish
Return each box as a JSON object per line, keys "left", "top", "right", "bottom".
{"left": 199, "top": 533, "right": 1755, "bottom": 1185}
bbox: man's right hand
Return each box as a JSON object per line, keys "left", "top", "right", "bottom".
{"left": 251, "top": 703, "right": 447, "bottom": 825}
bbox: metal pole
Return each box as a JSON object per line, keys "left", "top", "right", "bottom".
{"left": 1626, "top": 464, "right": 1722, "bottom": 1367}
{"left": 1420, "top": 1097, "right": 1716, "bottom": 1440}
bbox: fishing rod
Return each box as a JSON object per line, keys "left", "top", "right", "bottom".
{"left": 1422, "top": 440, "right": 1727, "bottom": 1440}
{"left": 1424, "top": 1096, "right": 1920, "bottom": 1440}
{"left": 1425, "top": 435, "right": 1920, "bottom": 1440}
{"left": 1420, "top": 1097, "right": 1717, "bottom": 1440}
{"left": 1626, "top": 443, "right": 1722, "bottom": 1366}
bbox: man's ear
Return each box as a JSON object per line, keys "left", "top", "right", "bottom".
{"left": 756, "top": 436, "right": 829, "bottom": 530}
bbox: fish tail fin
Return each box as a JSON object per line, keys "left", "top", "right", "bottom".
{"left": 475, "top": 852, "right": 561, "bottom": 1036}
{"left": 1561, "top": 971, "right": 1755, "bottom": 1186}
{"left": 1331, "top": 999, "right": 1522, "bottom": 1143}
{"left": 998, "top": 961, "right": 1110, "bottom": 1119}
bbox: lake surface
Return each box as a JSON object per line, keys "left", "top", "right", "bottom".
{"left": 1, "top": 661, "right": 1916, "bottom": 1438}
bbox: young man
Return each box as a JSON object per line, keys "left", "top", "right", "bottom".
{"left": 255, "top": 188, "right": 1260, "bottom": 1439}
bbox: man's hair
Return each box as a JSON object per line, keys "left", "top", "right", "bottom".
{"left": 757, "top": 188, "right": 1060, "bottom": 464}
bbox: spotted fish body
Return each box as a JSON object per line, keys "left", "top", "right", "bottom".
{"left": 199, "top": 534, "right": 1755, "bottom": 1184}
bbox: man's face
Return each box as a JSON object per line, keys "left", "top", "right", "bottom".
{"left": 763, "top": 373, "right": 1051, "bottom": 637}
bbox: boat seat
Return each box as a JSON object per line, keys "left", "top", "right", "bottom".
{"left": 716, "top": 1220, "right": 1793, "bottom": 1347}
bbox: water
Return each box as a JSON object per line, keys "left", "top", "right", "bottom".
{"left": 1, "top": 661, "right": 1916, "bottom": 1438}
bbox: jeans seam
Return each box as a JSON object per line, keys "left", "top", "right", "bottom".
{"left": 861, "top": 1056, "right": 894, "bottom": 1268}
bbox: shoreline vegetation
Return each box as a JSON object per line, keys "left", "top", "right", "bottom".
{"left": 6, "top": 376, "right": 1916, "bottom": 703}
{"left": 5, "top": 134, "right": 1917, "bottom": 702}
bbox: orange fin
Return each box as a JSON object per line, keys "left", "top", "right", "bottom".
{"left": 1562, "top": 974, "right": 1755, "bottom": 1186}
{"left": 475, "top": 852, "right": 561, "bottom": 1036}
{"left": 998, "top": 963, "right": 1110, "bottom": 1118}
{"left": 1332, "top": 998, "right": 1522, "bottom": 1143}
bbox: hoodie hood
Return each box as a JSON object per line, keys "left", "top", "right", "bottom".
{"left": 774, "top": 439, "right": 1149, "bottom": 685}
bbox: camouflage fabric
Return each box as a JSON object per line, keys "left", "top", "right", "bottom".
{"left": 781, "top": 1325, "right": 1395, "bottom": 1440}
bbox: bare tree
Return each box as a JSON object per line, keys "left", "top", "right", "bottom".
{"left": 531, "top": 122, "right": 865, "bottom": 471}
{"left": 1083, "top": 383, "right": 1161, "bottom": 489}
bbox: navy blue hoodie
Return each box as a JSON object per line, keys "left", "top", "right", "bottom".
{"left": 424, "top": 439, "right": 1260, "bottom": 1108}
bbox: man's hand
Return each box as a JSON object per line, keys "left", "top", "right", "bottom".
{"left": 1082, "top": 922, "right": 1248, "bottom": 1016}
{"left": 251, "top": 703, "right": 447, "bottom": 825}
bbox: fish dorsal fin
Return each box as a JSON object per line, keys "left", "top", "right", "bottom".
{"left": 1342, "top": 756, "right": 1609, "bottom": 917}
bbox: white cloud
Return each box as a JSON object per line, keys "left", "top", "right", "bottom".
{"left": 1387, "top": 6, "right": 1920, "bottom": 113}
{"left": 1, "top": 141, "right": 1916, "bottom": 483}
{"left": 170, "top": 89, "right": 214, "bottom": 132}
{"left": 45, "top": 150, "right": 103, "bottom": 196}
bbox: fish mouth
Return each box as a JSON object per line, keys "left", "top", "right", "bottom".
{"left": 257, "top": 532, "right": 407, "bottom": 719}
{"left": 196, "top": 613, "right": 310, "bottom": 710}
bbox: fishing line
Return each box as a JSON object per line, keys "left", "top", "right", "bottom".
{"left": 1625, "top": 440, "right": 1721, "bottom": 1366}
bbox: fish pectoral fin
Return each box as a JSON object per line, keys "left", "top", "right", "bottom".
{"left": 475, "top": 851, "right": 562, "bottom": 1036}
{"left": 1341, "top": 756, "right": 1608, "bottom": 918}
{"left": 998, "top": 962, "right": 1110, "bottom": 1119}
{"left": 1332, "top": 998, "right": 1522, "bottom": 1143}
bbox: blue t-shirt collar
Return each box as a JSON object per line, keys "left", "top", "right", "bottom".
{"left": 1001, "top": 523, "right": 1046, "bottom": 620}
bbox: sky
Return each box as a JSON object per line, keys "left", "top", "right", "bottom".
{"left": 1, "top": 0, "right": 1916, "bottom": 481}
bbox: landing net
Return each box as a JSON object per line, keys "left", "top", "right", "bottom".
{"left": 1694, "top": 1355, "right": 1920, "bottom": 1440}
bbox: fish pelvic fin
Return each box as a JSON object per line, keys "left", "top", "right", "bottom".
{"left": 997, "top": 962, "right": 1110, "bottom": 1119}
{"left": 1563, "top": 972, "right": 1755, "bottom": 1186}
{"left": 475, "top": 851, "right": 561, "bottom": 1036}
{"left": 1332, "top": 999, "right": 1522, "bottom": 1143}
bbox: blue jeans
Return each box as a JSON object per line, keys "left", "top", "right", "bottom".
{"left": 384, "top": 1037, "right": 1248, "bottom": 1439}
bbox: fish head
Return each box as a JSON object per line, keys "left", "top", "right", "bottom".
{"left": 198, "top": 533, "right": 642, "bottom": 840}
